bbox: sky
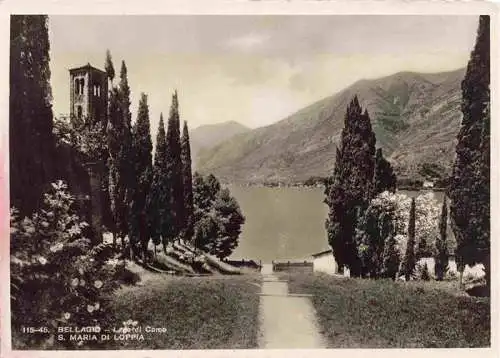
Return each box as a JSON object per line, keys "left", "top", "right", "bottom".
{"left": 48, "top": 15, "right": 479, "bottom": 131}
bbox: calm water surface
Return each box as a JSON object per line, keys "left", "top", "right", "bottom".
{"left": 228, "top": 186, "right": 444, "bottom": 263}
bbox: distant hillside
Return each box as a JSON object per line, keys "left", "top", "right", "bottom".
{"left": 196, "top": 68, "right": 465, "bottom": 184}
{"left": 190, "top": 121, "right": 250, "bottom": 166}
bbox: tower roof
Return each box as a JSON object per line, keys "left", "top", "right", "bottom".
{"left": 69, "top": 63, "right": 106, "bottom": 74}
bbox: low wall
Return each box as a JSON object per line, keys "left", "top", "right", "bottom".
{"left": 273, "top": 261, "right": 313, "bottom": 273}
{"left": 224, "top": 259, "right": 262, "bottom": 271}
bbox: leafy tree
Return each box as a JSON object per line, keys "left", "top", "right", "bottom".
{"left": 373, "top": 148, "right": 397, "bottom": 195}
{"left": 165, "top": 91, "right": 184, "bottom": 242}
{"left": 181, "top": 121, "right": 195, "bottom": 242}
{"left": 10, "top": 15, "right": 55, "bottom": 216}
{"left": 449, "top": 15, "right": 490, "bottom": 289}
{"left": 192, "top": 173, "right": 245, "bottom": 259}
{"left": 434, "top": 196, "right": 449, "bottom": 280}
{"left": 150, "top": 114, "right": 169, "bottom": 254}
{"left": 401, "top": 198, "right": 416, "bottom": 280}
{"left": 325, "top": 96, "right": 376, "bottom": 276}
{"left": 129, "top": 93, "right": 153, "bottom": 260}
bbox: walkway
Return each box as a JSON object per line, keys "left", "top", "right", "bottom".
{"left": 257, "top": 264, "right": 327, "bottom": 348}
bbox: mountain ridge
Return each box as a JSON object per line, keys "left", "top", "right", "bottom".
{"left": 196, "top": 67, "right": 466, "bottom": 184}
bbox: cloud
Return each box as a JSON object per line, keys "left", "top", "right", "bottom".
{"left": 225, "top": 33, "right": 270, "bottom": 52}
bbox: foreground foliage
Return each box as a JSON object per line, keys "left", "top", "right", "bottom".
{"left": 10, "top": 181, "right": 127, "bottom": 349}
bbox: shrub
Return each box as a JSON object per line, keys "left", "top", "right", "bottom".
{"left": 445, "top": 270, "right": 458, "bottom": 281}
{"left": 421, "top": 263, "right": 431, "bottom": 281}
{"left": 413, "top": 262, "right": 432, "bottom": 281}
{"left": 10, "top": 180, "right": 126, "bottom": 349}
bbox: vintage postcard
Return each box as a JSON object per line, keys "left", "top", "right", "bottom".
{"left": 0, "top": 0, "right": 498, "bottom": 357}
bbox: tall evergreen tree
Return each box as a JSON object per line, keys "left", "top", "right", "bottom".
{"left": 325, "top": 96, "right": 376, "bottom": 276}
{"left": 449, "top": 15, "right": 490, "bottom": 289}
{"left": 181, "top": 121, "right": 195, "bottom": 242}
{"left": 373, "top": 148, "right": 397, "bottom": 195}
{"left": 107, "top": 88, "right": 126, "bottom": 245}
{"left": 10, "top": 15, "right": 55, "bottom": 215}
{"left": 107, "top": 61, "right": 133, "bottom": 251}
{"left": 401, "top": 198, "right": 417, "bottom": 281}
{"left": 104, "top": 49, "right": 115, "bottom": 84}
{"left": 382, "top": 232, "right": 399, "bottom": 280}
{"left": 150, "top": 114, "right": 170, "bottom": 254}
{"left": 129, "top": 93, "right": 153, "bottom": 260}
{"left": 165, "top": 91, "right": 184, "bottom": 243}
{"left": 119, "top": 61, "right": 134, "bottom": 246}
{"left": 434, "top": 196, "right": 449, "bottom": 281}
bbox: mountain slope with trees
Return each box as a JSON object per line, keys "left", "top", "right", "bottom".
{"left": 196, "top": 68, "right": 465, "bottom": 184}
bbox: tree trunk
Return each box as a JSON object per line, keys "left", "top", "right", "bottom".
{"left": 112, "top": 231, "right": 116, "bottom": 249}
{"left": 459, "top": 269, "right": 464, "bottom": 289}
{"left": 484, "top": 254, "right": 490, "bottom": 293}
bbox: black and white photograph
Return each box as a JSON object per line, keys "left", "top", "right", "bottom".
{"left": 4, "top": 7, "right": 494, "bottom": 354}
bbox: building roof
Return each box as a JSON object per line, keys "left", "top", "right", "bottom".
{"left": 312, "top": 249, "right": 333, "bottom": 258}
{"left": 69, "top": 63, "right": 106, "bottom": 74}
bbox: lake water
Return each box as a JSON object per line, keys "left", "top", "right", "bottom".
{"left": 228, "top": 186, "right": 445, "bottom": 263}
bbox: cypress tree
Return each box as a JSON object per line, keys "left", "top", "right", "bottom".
{"left": 434, "top": 196, "right": 449, "bottom": 280}
{"left": 150, "top": 114, "right": 170, "bottom": 254}
{"left": 165, "top": 91, "right": 184, "bottom": 243}
{"left": 373, "top": 148, "right": 397, "bottom": 195}
{"left": 119, "top": 61, "right": 134, "bottom": 250}
{"left": 107, "top": 61, "right": 133, "bottom": 252}
{"left": 129, "top": 93, "right": 153, "bottom": 260}
{"left": 10, "top": 15, "right": 55, "bottom": 215}
{"left": 382, "top": 232, "right": 399, "bottom": 280}
{"left": 449, "top": 15, "right": 490, "bottom": 289}
{"left": 107, "top": 87, "right": 126, "bottom": 244}
{"left": 402, "top": 197, "right": 417, "bottom": 281}
{"left": 325, "top": 96, "right": 376, "bottom": 276}
{"left": 181, "top": 121, "right": 195, "bottom": 242}
{"left": 104, "top": 49, "right": 115, "bottom": 84}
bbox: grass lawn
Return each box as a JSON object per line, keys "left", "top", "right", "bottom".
{"left": 280, "top": 272, "right": 490, "bottom": 348}
{"left": 105, "top": 273, "right": 261, "bottom": 349}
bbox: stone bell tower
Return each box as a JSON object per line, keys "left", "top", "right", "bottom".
{"left": 69, "top": 63, "right": 109, "bottom": 244}
{"left": 69, "top": 63, "right": 108, "bottom": 123}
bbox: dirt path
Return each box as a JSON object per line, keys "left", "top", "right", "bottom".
{"left": 258, "top": 264, "right": 327, "bottom": 348}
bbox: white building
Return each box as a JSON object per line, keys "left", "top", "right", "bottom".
{"left": 423, "top": 181, "right": 434, "bottom": 189}
{"left": 312, "top": 249, "right": 339, "bottom": 275}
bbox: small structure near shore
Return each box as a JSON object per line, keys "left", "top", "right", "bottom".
{"left": 311, "top": 249, "right": 338, "bottom": 275}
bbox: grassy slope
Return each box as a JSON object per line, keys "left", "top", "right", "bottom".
{"left": 282, "top": 273, "right": 489, "bottom": 348}
{"left": 107, "top": 274, "right": 261, "bottom": 349}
